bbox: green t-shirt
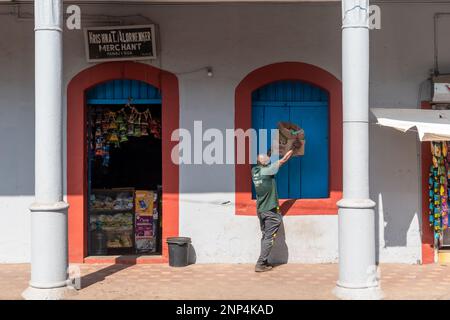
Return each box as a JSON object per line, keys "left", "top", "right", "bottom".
{"left": 251, "top": 163, "right": 279, "bottom": 213}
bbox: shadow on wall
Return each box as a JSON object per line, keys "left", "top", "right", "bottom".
{"left": 375, "top": 192, "right": 421, "bottom": 263}
{"left": 188, "top": 243, "right": 197, "bottom": 265}
{"left": 279, "top": 199, "right": 296, "bottom": 215}
{"left": 268, "top": 219, "right": 289, "bottom": 265}
{"left": 381, "top": 198, "right": 419, "bottom": 248}
{"left": 263, "top": 199, "right": 292, "bottom": 265}
{"left": 371, "top": 127, "right": 421, "bottom": 262}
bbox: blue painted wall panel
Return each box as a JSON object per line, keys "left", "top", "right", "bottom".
{"left": 122, "top": 79, "right": 131, "bottom": 99}
{"left": 290, "top": 106, "right": 329, "bottom": 198}
{"left": 131, "top": 81, "right": 140, "bottom": 100}
{"left": 86, "top": 79, "right": 161, "bottom": 105}
{"left": 252, "top": 80, "right": 329, "bottom": 199}
{"left": 105, "top": 81, "right": 114, "bottom": 100}
{"left": 113, "top": 80, "right": 122, "bottom": 99}
{"left": 264, "top": 106, "right": 290, "bottom": 198}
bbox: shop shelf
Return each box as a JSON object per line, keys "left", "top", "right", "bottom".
{"left": 89, "top": 208, "right": 134, "bottom": 214}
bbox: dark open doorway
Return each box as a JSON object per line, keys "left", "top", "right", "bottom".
{"left": 85, "top": 79, "right": 163, "bottom": 257}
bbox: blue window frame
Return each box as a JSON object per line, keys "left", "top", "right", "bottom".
{"left": 252, "top": 80, "right": 329, "bottom": 199}
{"left": 86, "top": 79, "right": 162, "bottom": 105}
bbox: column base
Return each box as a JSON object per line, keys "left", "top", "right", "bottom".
{"left": 22, "top": 286, "right": 77, "bottom": 300}
{"left": 333, "top": 285, "right": 384, "bottom": 300}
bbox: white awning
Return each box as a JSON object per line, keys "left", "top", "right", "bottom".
{"left": 371, "top": 108, "right": 450, "bottom": 141}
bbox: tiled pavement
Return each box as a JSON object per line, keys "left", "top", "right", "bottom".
{"left": 2, "top": 263, "right": 450, "bottom": 300}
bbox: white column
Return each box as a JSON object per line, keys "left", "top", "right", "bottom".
{"left": 22, "top": 0, "right": 71, "bottom": 300}
{"left": 333, "top": 0, "right": 383, "bottom": 300}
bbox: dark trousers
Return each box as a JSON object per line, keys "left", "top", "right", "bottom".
{"left": 256, "top": 209, "right": 282, "bottom": 265}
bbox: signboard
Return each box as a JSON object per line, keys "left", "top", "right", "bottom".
{"left": 84, "top": 25, "right": 156, "bottom": 62}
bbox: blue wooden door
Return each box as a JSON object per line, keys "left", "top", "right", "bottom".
{"left": 252, "top": 80, "right": 329, "bottom": 199}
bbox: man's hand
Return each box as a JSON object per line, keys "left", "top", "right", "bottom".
{"left": 278, "top": 149, "right": 294, "bottom": 166}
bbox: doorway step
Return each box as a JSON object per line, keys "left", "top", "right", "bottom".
{"left": 84, "top": 255, "right": 166, "bottom": 265}
{"left": 438, "top": 249, "right": 450, "bottom": 264}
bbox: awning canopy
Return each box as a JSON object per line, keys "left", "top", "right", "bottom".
{"left": 371, "top": 108, "right": 450, "bottom": 141}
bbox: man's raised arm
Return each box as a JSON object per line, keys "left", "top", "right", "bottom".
{"left": 278, "top": 149, "right": 294, "bottom": 166}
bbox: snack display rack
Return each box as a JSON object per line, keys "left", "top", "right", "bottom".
{"left": 89, "top": 188, "right": 135, "bottom": 255}
{"left": 88, "top": 187, "right": 161, "bottom": 256}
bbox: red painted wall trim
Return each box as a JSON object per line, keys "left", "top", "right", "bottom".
{"left": 235, "top": 62, "right": 343, "bottom": 216}
{"left": 67, "top": 61, "right": 179, "bottom": 263}
{"left": 421, "top": 101, "right": 434, "bottom": 264}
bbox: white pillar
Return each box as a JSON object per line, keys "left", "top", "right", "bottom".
{"left": 333, "top": 0, "right": 383, "bottom": 300}
{"left": 22, "top": 0, "right": 71, "bottom": 300}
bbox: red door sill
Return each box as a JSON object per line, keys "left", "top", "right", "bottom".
{"left": 84, "top": 255, "right": 167, "bottom": 265}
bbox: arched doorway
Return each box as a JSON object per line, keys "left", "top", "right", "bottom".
{"left": 67, "top": 61, "right": 179, "bottom": 263}
{"left": 252, "top": 80, "right": 330, "bottom": 199}
{"left": 235, "top": 62, "right": 342, "bottom": 216}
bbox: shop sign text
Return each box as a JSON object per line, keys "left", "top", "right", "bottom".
{"left": 84, "top": 25, "right": 157, "bottom": 62}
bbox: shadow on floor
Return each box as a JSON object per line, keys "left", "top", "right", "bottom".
{"left": 78, "top": 247, "right": 197, "bottom": 289}
{"left": 79, "top": 262, "right": 133, "bottom": 289}
{"left": 78, "top": 253, "right": 160, "bottom": 289}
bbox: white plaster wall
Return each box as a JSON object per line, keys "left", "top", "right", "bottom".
{"left": 0, "top": 2, "right": 447, "bottom": 263}
{"left": 0, "top": 16, "right": 35, "bottom": 262}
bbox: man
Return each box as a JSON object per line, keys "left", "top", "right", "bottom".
{"left": 251, "top": 148, "right": 294, "bottom": 272}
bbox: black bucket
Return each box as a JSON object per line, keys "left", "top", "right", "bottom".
{"left": 167, "top": 237, "right": 191, "bottom": 267}
{"left": 90, "top": 229, "right": 108, "bottom": 255}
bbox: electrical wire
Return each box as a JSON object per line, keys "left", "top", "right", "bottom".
{"left": 173, "top": 66, "right": 212, "bottom": 76}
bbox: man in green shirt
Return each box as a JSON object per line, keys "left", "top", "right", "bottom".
{"left": 251, "top": 148, "right": 294, "bottom": 272}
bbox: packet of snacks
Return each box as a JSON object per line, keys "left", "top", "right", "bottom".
{"left": 135, "top": 190, "right": 154, "bottom": 216}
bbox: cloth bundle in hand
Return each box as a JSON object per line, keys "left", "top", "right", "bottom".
{"left": 275, "top": 121, "right": 305, "bottom": 157}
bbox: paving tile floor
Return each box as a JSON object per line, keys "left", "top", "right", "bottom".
{"left": 2, "top": 263, "right": 450, "bottom": 300}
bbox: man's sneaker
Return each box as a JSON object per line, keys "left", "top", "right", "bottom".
{"left": 255, "top": 264, "right": 273, "bottom": 272}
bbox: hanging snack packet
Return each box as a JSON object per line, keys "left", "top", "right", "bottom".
{"left": 135, "top": 190, "right": 154, "bottom": 216}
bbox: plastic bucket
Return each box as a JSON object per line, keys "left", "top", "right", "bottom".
{"left": 167, "top": 237, "right": 191, "bottom": 267}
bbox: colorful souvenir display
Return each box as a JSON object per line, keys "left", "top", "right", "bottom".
{"left": 428, "top": 141, "right": 450, "bottom": 241}
{"left": 90, "top": 104, "right": 162, "bottom": 166}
